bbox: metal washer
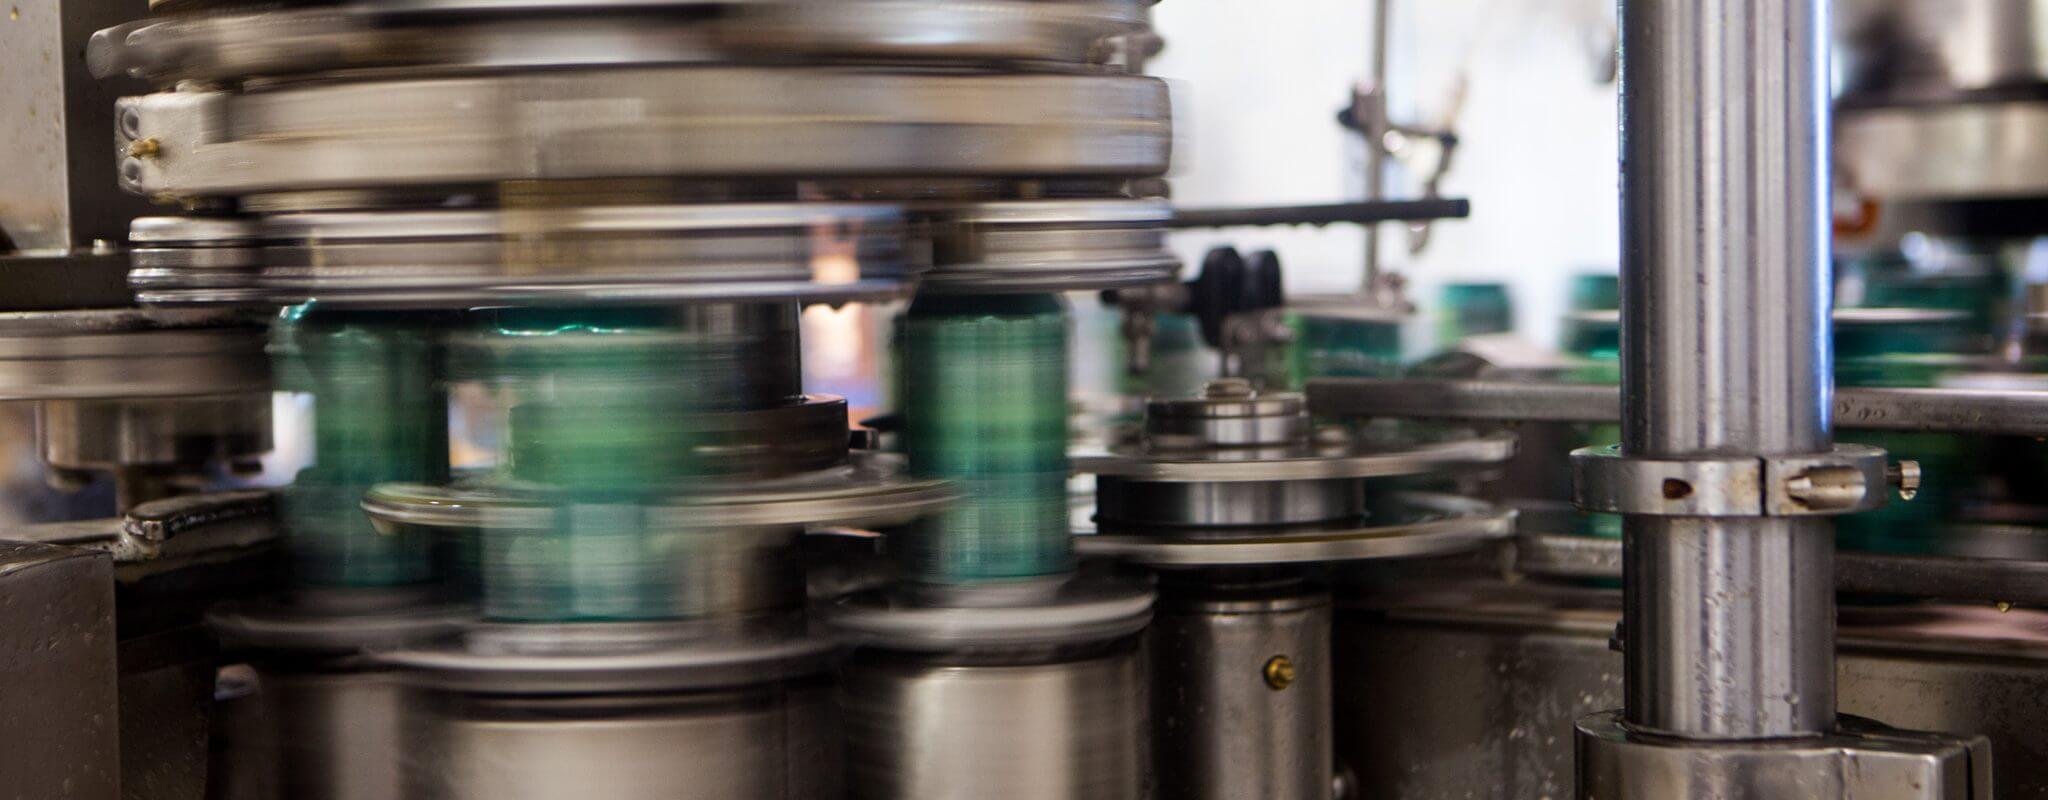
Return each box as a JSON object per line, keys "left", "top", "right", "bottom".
{"left": 916, "top": 198, "right": 1179, "bottom": 293}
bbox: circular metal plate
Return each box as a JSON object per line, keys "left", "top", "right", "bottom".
{"left": 209, "top": 596, "right": 476, "bottom": 655}
{"left": 362, "top": 451, "right": 955, "bottom": 532}
{"left": 381, "top": 620, "right": 838, "bottom": 694}
{"left": 917, "top": 198, "right": 1179, "bottom": 293}
{"left": 100, "top": 0, "right": 1140, "bottom": 82}
{"left": 0, "top": 309, "right": 271, "bottom": 400}
{"left": 122, "top": 68, "right": 1172, "bottom": 197}
{"left": 823, "top": 573, "right": 1153, "bottom": 651}
{"left": 1075, "top": 493, "right": 1515, "bottom": 566}
{"left": 253, "top": 203, "right": 913, "bottom": 308}
{"left": 1072, "top": 428, "right": 1517, "bottom": 482}
{"left": 128, "top": 216, "right": 267, "bottom": 306}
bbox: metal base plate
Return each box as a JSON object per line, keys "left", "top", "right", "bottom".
{"left": 824, "top": 573, "right": 1153, "bottom": 651}
{"left": 1576, "top": 710, "right": 1990, "bottom": 799}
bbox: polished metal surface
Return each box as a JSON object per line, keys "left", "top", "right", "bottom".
{"left": 1614, "top": 0, "right": 1834, "bottom": 739}
{"left": 408, "top": 680, "right": 841, "bottom": 800}
{"left": 0, "top": 309, "right": 270, "bottom": 400}
{"left": 1837, "top": 101, "right": 2048, "bottom": 200}
{"left": 0, "top": 541, "right": 119, "bottom": 800}
{"left": 243, "top": 664, "right": 409, "bottom": 800}
{"left": 1308, "top": 376, "right": 2048, "bottom": 437}
{"left": 39, "top": 394, "right": 273, "bottom": 472}
{"left": 1150, "top": 587, "right": 1331, "bottom": 800}
{"left": 1143, "top": 383, "right": 1307, "bottom": 448}
{"left": 917, "top": 199, "right": 1179, "bottom": 293}
{"left": 257, "top": 204, "right": 912, "bottom": 308}
{"left": 1334, "top": 581, "right": 2048, "bottom": 799}
{"left": 363, "top": 452, "right": 955, "bottom": 533}
{"left": 382, "top": 622, "right": 837, "bottom": 695}
{"left": 1577, "top": 711, "right": 1988, "bottom": 798}
{"left": 1078, "top": 493, "right": 1515, "bottom": 567}
{"left": 1094, "top": 477, "right": 1362, "bottom": 528}
{"left": 94, "top": 0, "right": 1141, "bottom": 82}
{"left": 1507, "top": 532, "right": 2048, "bottom": 606}
{"left": 127, "top": 216, "right": 265, "bottom": 306}
{"left": 1074, "top": 429, "right": 1516, "bottom": 482}
{"left": 1570, "top": 444, "right": 1891, "bottom": 517}
{"left": 842, "top": 643, "right": 1146, "bottom": 800}
{"left": 825, "top": 574, "right": 1153, "bottom": 651}
{"left": 120, "top": 69, "right": 1172, "bottom": 198}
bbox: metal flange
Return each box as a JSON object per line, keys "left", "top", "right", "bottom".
{"left": 380, "top": 618, "right": 839, "bottom": 694}
{"left": 0, "top": 309, "right": 271, "bottom": 400}
{"left": 117, "top": 68, "right": 1171, "bottom": 198}
{"left": 363, "top": 451, "right": 954, "bottom": 534}
{"left": 915, "top": 198, "right": 1180, "bottom": 293}
{"left": 254, "top": 203, "right": 913, "bottom": 308}
{"left": 1077, "top": 493, "right": 1515, "bottom": 567}
{"left": 1074, "top": 428, "right": 1517, "bottom": 482}
{"left": 822, "top": 573, "right": 1153, "bottom": 652}
{"left": 1570, "top": 443, "right": 1895, "bottom": 518}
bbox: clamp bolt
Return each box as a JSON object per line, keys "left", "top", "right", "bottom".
{"left": 1888, "top": 460, "right": 1921, "bottom": 501}
{"left": 1262, "top": 655, "right": 1296, "bottom": 690}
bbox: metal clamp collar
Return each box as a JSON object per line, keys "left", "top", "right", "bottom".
{"left": 1570, "top": 444, "right": 1893, "bottom": 518}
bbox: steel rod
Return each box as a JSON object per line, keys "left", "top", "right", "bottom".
{"left": 1617, "top": 0, "right": 1834, "bottom": 738}
{"left": 1167, "top": 198, "right": 1469, "bottom": 229}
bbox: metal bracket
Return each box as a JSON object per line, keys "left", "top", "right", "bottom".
{"left": 1577, "top": 711, "right": 1991, "bottom": 799}
{"left": 1571, "top": 444, "right": 1891, "bottom": 518}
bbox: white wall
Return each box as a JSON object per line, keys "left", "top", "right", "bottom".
{"left": 1150, "top": 0, "right": 1622, "bottom": 352}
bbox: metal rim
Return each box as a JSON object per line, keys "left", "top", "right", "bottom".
{"left": 1071, "top": 430, "right": 1517, "bottom": 482}
{"left": 120, "top": 68, "right": 1172, "bottom": 197}
{"left": 362, "top": 451, "right": 955, "bottom": 532}
{"left": 917, "top": 198, "right": 1179, "bottom": 292}
{"left": 244, "top": 202, "right": 914, "bottom": 308}
{"left": 380, "top": 621, "right": 839, "bottom": 694}
{"left": 0, "top": 309, "right": 271, "bottom": 400}
{"left": 823, "top": 573, "right": 1154, "bottom": 651}
{"left": 99, "top": 0, "right": 1142, "bottom": 82}
{"left": 1076, "top": 493, "right": 1516, "bottom": 566}
{"left": 208, "top": 597, "right": 477, "bottom": 654}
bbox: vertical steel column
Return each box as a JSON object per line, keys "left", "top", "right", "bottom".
{"left": 1618, "top": 0, "right": 1835, "bottom": 739}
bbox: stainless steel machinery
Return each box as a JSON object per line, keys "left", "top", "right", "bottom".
{"left": 6, "top": 0, "right": 2048, "bottom": 798}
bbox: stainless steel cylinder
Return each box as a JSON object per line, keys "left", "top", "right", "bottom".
{"left": 1149, "top": 585, "right": 1331, "bottom": 800}
{"left": 1619, "top": 0, "right": 1835, "bottom": 738}
{"left": 841, "top": 642, "right": 1147, "bottom": 800}
{"left": 405, "top": 679, "right": 841, "bottom": 800}
{"left": 1095, "top": 477, "right": 1363, "bottom": 529}
{"left": 242, "top": 664, "right": 408, "bottom": 800}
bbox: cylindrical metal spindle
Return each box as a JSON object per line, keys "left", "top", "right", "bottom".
{"left": 1618, "top": 0, "right": 1835, "bottom": 738}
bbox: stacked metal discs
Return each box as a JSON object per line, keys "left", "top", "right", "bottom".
{"left": 94, "top": 0, "right": 1173, "bottom": 797}
{"left": 1073, "top": 379, "right": 1514, "bottom": 800}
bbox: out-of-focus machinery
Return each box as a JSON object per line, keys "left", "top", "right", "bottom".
{"left": 3, "top": 0, "right": 2048, "bottom": 798}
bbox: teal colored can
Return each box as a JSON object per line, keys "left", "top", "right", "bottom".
{"left": 1436, "top": 282, "right": 1514, "bottom": 346}
{"left": 898, "top": 293, "right": 1073, "bottom": 584}
{"left": 450, "top": 305, "right": 792, "bottom": 621}
{"left": 1833, "top": 308, "right": 1980, "bottom": 557}
{"left": 272, "top": 307, "right": 450, "bottom": 588}
{"left": 1291, "top": 310, "right": 1404, "bottom": 383}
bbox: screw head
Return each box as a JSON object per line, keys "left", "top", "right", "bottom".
{"left": 126, "top": 137, "right": 161, "bottom": 159}
{"left": 1262, "top": 655, "right": 1296, "bottom": 690}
